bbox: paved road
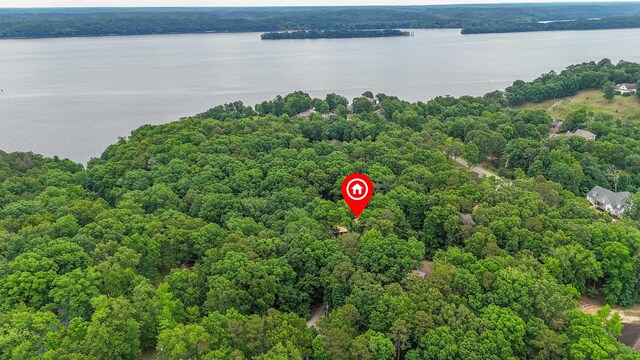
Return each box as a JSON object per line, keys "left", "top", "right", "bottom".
{"left": 620, "top": 323, "right": 640, "bottom": 351}
{"left": 411, "top": 260, "right": 433, "bottom": 278}
{"left": 307, "top": 304, "right": 328, "bottom": 327}
{"left": 451, "top": 157, "right": 502, "bottom": 179}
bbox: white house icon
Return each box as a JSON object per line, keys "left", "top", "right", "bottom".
{"left": 345, "top": 178, "right": 369, "bottom": 201}
{"left": 351, "top": 183, "right": 364, "bottom": 195}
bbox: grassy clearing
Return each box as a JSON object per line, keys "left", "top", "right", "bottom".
{"left": 517, "top": 90, "right": 640, "bottom": 122}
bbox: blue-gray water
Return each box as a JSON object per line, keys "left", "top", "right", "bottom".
{"left": 1, "top": 28, "right": 640, "bottom": 163}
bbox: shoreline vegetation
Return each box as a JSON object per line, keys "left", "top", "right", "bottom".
{"left": 2, "top": 4, "right": 640, "bottom": 39}
{"left": 260, "top": 29, "right": 413, "bottom": 40}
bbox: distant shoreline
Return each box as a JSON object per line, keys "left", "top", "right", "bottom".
{"left": 2, "top": 3, "right": 640, "bottom": 39}
{"left": 0, "top": 31, "right": 229, "bottom": 41}
{"left": 3, "top": 25, "right": 640, "bottom": 41}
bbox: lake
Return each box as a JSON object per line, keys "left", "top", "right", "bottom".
{"left": 1, "top": 28, "right": 640, "bottom": 163}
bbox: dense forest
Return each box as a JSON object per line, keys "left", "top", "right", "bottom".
{"left": 261, "top": 30, "right": 412, "bottom": 40}
{"left": 499, "top": 60, "right": 640, "bottom": 201}
{"left": 2, "top": 61, "right": 640, "bottom": 359}
{"left": 2, "top": 4, "right": 640, "bottom": 38}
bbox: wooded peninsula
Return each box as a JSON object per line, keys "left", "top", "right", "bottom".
{"left": 462, "top": 15, "right": 640, "bottom": 34}
{"left": 261, "top": 29, "right": 412, "bottom": 40}
{"left": 1, "top": 59, "right": 640, "bottom": 359}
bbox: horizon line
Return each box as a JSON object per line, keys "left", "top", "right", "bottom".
{"left": 3, "top": 1, "right": 640, "bottom": 9}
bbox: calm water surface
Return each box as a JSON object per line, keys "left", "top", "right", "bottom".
{"left": 1, "top": 28, "right": 640, "bottom": 163}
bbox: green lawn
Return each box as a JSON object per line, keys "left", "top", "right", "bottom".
{"left": 517, "top": 90, "right": 640, "bottom": 122}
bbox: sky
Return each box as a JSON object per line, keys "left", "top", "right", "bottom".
{"left": 2, "top": 0, "right": 640, "bottom": 7}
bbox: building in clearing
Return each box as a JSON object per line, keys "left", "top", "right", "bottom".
{"left": 558, "top": 129, "right": 596, "bottom": 140}
{"left": 549, "top": 120, "right": 564, "bottom": 135}
{"left": 551, "top": 120, "right": 563, "bottom": 129}
{"left": 297, "top": 108, "right": 317, "bottom": 118}
{"left": 615, "top": 83, "right": 638, "bottom": 94}
{"left": 572, "top": 129, "right": 597, "bottom": 140}
{"left": 586, "top": 186, "right": 630, "bottom": 218}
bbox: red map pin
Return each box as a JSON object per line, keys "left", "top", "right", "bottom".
{"left": 341, "top": 173, "right": 374, "bottom": 217}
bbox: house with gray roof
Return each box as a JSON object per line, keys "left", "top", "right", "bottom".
{"left": 586, "top": 186, "right": 630, "bottom": 218}
{"left": 553, "top": 129, "right": 597, "bottom": 140}
{"left": 564, "top": 129, "right": 596, "bottom": 140}
{"left": 572, "top": 129, "right": 597, "bottom": 140}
